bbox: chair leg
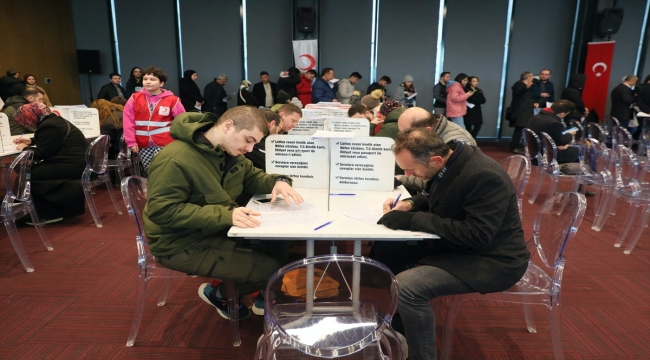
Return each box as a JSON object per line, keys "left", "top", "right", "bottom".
{"left": 529, "top": 171, "right": 546, "bottom": 204}
{"left": 522, "top": 300, "right": 537, "bottom": 333}
{"left": 384, "top": 326, "right": 406, "bottom": 360}
{"left": 544, "top": 176, "right": 560, "bottom": 205}
{"left": 158, "top": 276, "right": 172, "bottom": 306}
{"left": 254, "top": 332, "right": 274, "bottom": 360}
{"left": 28, "top": 207, "right": 53, "bottom": 251}
{"left": 105, "top": 178, "right": 123, "bottom": 215}
{"left": 440, "top": 295, "right": 464, "bottom": 360}
{"left": 592, "top": 187, "right": 614, "bottom": 232}
{"left": 5, "top": 220, "right": 35, "bottom": 272}
{"left": 623, "top": 203, "right": 650, "bottom": 254}
{"left": 614, "top": 201, "right": 639, "bottom": 248}
{"left": 378, "top": 331, "right": 394, "bottom": 360}
{"left": 126, "top": 269, "right": 148, "bottom": 347}
{"left": 83, "top": 184, "right": 103, "bottom": 228}
{"left": 549, "top": 296, "right": 565, "bottom": 360}
{"left": 223, "top": 281, "right": 241, "bottom": 346}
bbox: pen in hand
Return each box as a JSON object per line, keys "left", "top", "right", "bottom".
{"left": 391, "top": 194, "right": 402, "bottom": 210}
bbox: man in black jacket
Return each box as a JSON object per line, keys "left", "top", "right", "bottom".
{"left": 636, "top": 75, "right": 650, "bottom": 114}
{"left": 367, "top": 75, "right": 391, "bottom": 100}
{"left": 276, "top": 67, "right": 301, "bottom": 99}
{"left": 526, "top": 100, "right": 578, "bottom": 163}
{"left": 561, "top": 74, "right": 589, "bottom": 121}
{"left": 610, "top": 75, "right": 637, "bottom": 129}
{"left": 376, "top": 128, "right": 530, "bottom": 360}
{"left": 531, "top": 68, "right": 555, "bottom": 108}
{"left": 202, "top": 74, "right": 230, "bottom": 118}
{"left": 0, "top": 68, "right": 26, "bottom": 102}
{"left": 509, "top": 71, "right": 535, "bottom": 153}
{"left": 252, "top": 71, "right": 278, "bottom": 108}
{"left": 432, "top": 71, "right": 450, "bottom": 115}
{"left": 97, "top": 73, "right": 126, "bottom": 101}
{"left": 1, "top": 87, "right": 44, "bottom": 135}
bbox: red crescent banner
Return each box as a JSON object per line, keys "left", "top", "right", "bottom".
{"left": 582, "top": 41, "right": 615, "bottom": 121}
{"left": 293, "top": 40, "right": 318, "bottom": 71}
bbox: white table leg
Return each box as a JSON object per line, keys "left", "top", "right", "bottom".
{"left": 352, "top": 240, "right": 361, "bottom": 306}
{"left": 306, "top": 240, "right": 315, "bottom": 311}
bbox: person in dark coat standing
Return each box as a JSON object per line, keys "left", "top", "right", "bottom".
{"left": 561, "top": 74, "right": 589, "bottom": 122}
{"left": 636, "top": 74, "right": 650, "bottom": 114}
{"left": 433, "top": 71, "right": 450, "bottom": 115}
{"left": 367, "top": 75, "right": 392, "bottom": 100}
{"left": 97, "top": 73, "right": 126, "bottom": 101}
{"left": 464, "top": 76, "right": 486, "bottom": 138}
{"left": 312, "top": 68, "right": 338, "bottom": 103}
{"left": 124, "top": 67, "right": 143, "bottom": 98}
{"left": 252, "top": 71, "right": 278, "bottom": 108}
{"left": 202, "top": 74, "right": 230, "bottom": 118}
{"left": 179, "top": 70, "right": 204, "bottom": 112}
{"left": 236, "top": 80, "right": 259, "bottom": 107}
{"left": 610, "top": 75, "right": 638, "bottom": 129}
{"left": 12, "top": 103, "right": 87, "bottom": 223}
{"left": 530, "top": 68, "right": 555, "bottom": 108}
{"left": 0, "top": 68, "right": 26, "bottom": 102}
{"left": 276, "top": 67, "right": 301, "bottom": 99}
{"left": 508, "top": 71, "right": 535, "bottom": 153}
{"left": 376, "top": 129, "right": 530, "bottom": 360}
{"left": 526, "top": 100, "right": 579, "bottom": 164}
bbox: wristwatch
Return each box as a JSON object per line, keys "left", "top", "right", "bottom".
{"left": 275, "top": 176, "right": 292, "bottom": 185}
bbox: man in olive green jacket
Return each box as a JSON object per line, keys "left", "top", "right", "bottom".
{"left": 144, "top": 106, "right": 303, "bottom": 319}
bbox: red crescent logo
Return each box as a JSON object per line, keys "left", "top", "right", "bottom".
{"left": 297, "top": 54, "right": 316, "bottom": 71}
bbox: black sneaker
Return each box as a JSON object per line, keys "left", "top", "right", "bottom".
{"left": 198, "top": 283, "right": 251, "bottom": 320}
{"left": 252, "top": 290, "right": 276, "bottom": 316}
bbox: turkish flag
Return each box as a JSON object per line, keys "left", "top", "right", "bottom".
{"left": 292, "top": 40, "right": 318, "bottom": 72}
{"left": 582, "top": 41, "right": 615, "bottom": 120}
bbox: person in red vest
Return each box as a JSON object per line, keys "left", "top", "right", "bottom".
{"left": 296, "top": 69, "right": 316, "bottom": 107}
{"left": 123, "top": 66, "right": 185, "bottom": 172}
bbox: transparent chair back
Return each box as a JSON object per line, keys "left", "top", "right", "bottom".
{"left": 523, "top": 128, "right": 544, "bottom": 166}
{"left": 82, "top": 134, "right": 123, "bottom": 227}
{"left": 120, "top": 176, "right": 241, "bottom": 347}
{"left": 255, "top": 254, "right": 405, "bottom": 359}
{"left": 642, "top": 117, "right": 650, "bottom": 157}
{"left": 2, "top": 151, "right": 53, "bottom": 272}
{"left": 540, "top": 133, "right": 559, "bottom": 174}
{"left": 499, "top": 155, "right": 530, "bottom": 218}
{"left": 587, "top": 122, "right": 606, "bottom": 143}
{"left": 569, "top": 119, "right": 584, "bottom": 144}
{"left": 441, "top": 192, "right": 587, "bottom": 360}
{"left": 86, "top": 135, "right": 110, "bottom": 174}
{"left": 603, "top": 115, "right": 620, "bottom": 134}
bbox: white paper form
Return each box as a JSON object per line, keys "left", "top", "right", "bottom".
{"left": 343, "top": 210, "right": 384, "bottom": 226}
{"left": 257, "top": 209, "right": 326, "bottom": 227}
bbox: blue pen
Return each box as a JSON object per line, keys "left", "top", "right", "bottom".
{"left": 330, "top": 193, "right": 355, "bottom": 196}
{"left": 391, "top": 194, "right": 402, "bottom": 210}
{"left": 314, "top": 220, "right": 333, "bottom": 231}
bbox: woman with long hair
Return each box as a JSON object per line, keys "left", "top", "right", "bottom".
{"left": 91, "top": 99, "right": 124, "bottom": 158}
{"left": 124, "top": 67, "right": 143, "bottom": 98}
{"left": 23, "top": 74, "right": 52, "bottom": 107}
{"left": 464, "top": 76, "right": 486, "bottom": 138}
{"left": 446, "top": 73, "right": 473, "bottom": 129}
{"left": 395, "top": 75, "right": 416, "bottom": 107}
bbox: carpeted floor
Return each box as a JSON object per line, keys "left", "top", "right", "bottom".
{"left": 0, "top": 141, "right": 648, "bottom": 359}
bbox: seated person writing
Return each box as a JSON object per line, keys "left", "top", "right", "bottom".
{"left": 13, "top": 103, "right": 87, "bottom": 224}
{"left": 2, "top": 87, "right": 44, "bottom": 135}
{"left": 144, "top": 106, "right": 303, "bottom": 319}
{"left": 376, "top": 129, "right": 530, "bottom": 360}
{"left": 526, "top": 100, "right": 578, "bottom": 164}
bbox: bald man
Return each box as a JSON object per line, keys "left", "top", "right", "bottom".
{"left": 398, "top": 107, "right": 476, "bottom": 146}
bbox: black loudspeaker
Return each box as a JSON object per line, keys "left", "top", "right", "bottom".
{"left": 599, "top": 8, "right": 624, "bottom": 35}
{"left": 76, "top": 49, "right": 101, "bottom": 74}
{"left": 297, "top": 7, "right": 315, "bottom": 33}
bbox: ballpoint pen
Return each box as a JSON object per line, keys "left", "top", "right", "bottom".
{"left": 391, "top": 194, "right": 402, "bottom": 210}
{"left": 329, "top": 193, "right": 356, "bottom": 196}
{"left": 314, "top": 220, "right": 333, "bottom": 231}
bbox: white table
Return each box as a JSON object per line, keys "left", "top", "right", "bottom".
{"left": 228, "top": 187, "right": 438, "bottom": 306}
{"left": 1, "top": 134, "right": 97, "bottom": 158}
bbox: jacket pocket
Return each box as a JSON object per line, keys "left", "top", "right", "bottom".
{"left": 204, "top": 192, "right": 232, "bottom": 205}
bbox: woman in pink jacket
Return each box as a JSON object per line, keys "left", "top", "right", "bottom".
{"left": 445, "top": 73, "right": 474, "bottom": 129}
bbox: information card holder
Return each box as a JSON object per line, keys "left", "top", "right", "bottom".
{"left": 0, "top": 113, "right": 11, "bottom": 151}
{"left": 51, "top": 107, "right": 101, "bottom": 137}
{"left": 330, "top": 137, "right": 395, "bottom": 192}
{"left": 325, "top": 118, "right": 370, "bottom": 137}
{"left": 288, "top": 117, "right": 326, "bottom": 135}
{"left": 265, "top": 135, "right": 330, "bottom": 189}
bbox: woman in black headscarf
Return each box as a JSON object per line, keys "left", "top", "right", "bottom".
{"left": 179, "top": 69, "right": 204, "bottom": 112}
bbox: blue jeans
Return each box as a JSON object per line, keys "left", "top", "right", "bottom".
{"left": 449, "top": 117, "right": 465, "bottom": 129}
{"left": 396, "top": 265, "right": 474, "bottom": 360}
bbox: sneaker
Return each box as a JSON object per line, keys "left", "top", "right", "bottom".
{"left": 511, "top": 148, "right": 526, "bottom": 155}
{"left": 25, "top": 217, "right": 63, "bottom": 226}
{"left": 252, "top": 291, "right": 276, "bottom": 316}
{"left": 198, "top": 283, "right": 251, "bottom": 320}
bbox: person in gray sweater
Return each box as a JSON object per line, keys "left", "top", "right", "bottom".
{"left": 376, "top": 128, "right": 530, "bottom": 360}
{"left": 336, "top": 72, "right": 362, "bottom": 104}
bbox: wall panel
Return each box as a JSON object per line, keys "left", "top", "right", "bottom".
{"left": 247, "top": 0, "right": 294, "bottom": 82}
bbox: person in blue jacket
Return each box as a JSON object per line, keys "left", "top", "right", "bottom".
{"left": 311, "top": 68, "right": 338, "bottom": 103}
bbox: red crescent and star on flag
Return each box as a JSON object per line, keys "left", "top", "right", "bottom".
{"left": 297, "top": 54, "right": 315, "bottom": 70}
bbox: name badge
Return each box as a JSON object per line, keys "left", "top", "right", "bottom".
{"left": 158, "top": 106, "right": 170, "bottom": 116}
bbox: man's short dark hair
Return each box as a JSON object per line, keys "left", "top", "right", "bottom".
{"left": 348, "top": 104, "right": 369, "bottom": 117}
{"left": 350, "top": 72, "right": 362, "bottom": 79}
{"left": 307, "top": 69, "right": 318, "bottom": 76}
{"left": 520, "top": 71, "right": 532, "bottom": 81}
{"left": 260, "top": 71, "right": 269, "bottom": 77}
{"left": 277, "top": 103, "right": 302, "bottom": 117}
{"left": 23, "top": 87, "right": 44, "bottom": 98}
{"left": 321, "top": 68, "right": 334, "bottom": 77}
{"left": 379, "top": 75, "right": 392, "bottom": 84}
{"left": 394, "top": 128, "right": 451, "bottom": 165}
{"left": 440, "top": 71, "right": 450, "bottom": 79}
{"left": 540, "top": 68, "right": 551, "bottom": 74}
{"left": 143, "top": 67, "right": 168, "bottom": 83}
{"left": 550, "top": 100, "right": 575, "bottom": 114}
{"left": 218, "top": 106, "right": 269, "bottom": 136}
{"left": 109, "top": 72, "right": 121, "bottom": 79}
{"left": 411, "top": 113, "right": 441, "bottom": 130}
{"left": 263, "top": 109, "right": 280, "bottom": 124}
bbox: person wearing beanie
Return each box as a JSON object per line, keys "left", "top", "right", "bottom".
{"left": 271, "top": 90, "right": 291, "bottom": 112}
{"left": 367, "top": 75, "right": 391, "bottom": 100}
{"left": 394, "top": 75, "right": 416, "bottom": 107}
{"left": 375, "top": 100, "right": 406, "bottom": 139}
{"left": 237, "top": 80, "right": 259, "bottom": 107}
{"left": 0, "top": 67, "right": 26, "bottom": 102}
{"left": 277, "top": 67, "right": 301, "bottom": 98}
{"left": 179, "top": 70, "right": 204, "bottom": 112}
{"left": 360, "top": 89, "right": 383, "bottom": 111}
{"left": 349, "top": 91, "right": 362, "bottom": 105}
{"left": 336, "top": 72, "right": 363, "bottom": 104}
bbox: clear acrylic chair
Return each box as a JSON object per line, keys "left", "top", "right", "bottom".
{"left": 254, "top": 254, "right": 405, "bottom": 360}
{"left": 603, "top": 115, "right": 620, "bottom": 135}
{"left": 1, "top": 151, "right": 53, "bottom": 272}
{"left": 568, "top": 119, "right": 584, "bottom": 145}
{"left": 531, "top": 133, "right": 581, "bottom": 205}
{"left": 524, "top": 128, "right": 547, "bottom": 204}
{"left": 441, "top": 192, "right": 587, "bottom": 360}
{"left": 82, "top": 135, "right": 123, "bottom": 227}
{"left": 499, "top": 155, "right": 530, "bottom": 218}
{"left": 587, "top": 122, "right": 606, "bottom": 143}
{"left": 106, "top": 135, "right": 141, "bottom": 186}
{"left": 120, "top": 176, "right": 241, "bottom": 347}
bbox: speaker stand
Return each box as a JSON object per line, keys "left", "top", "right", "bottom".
{"left": 86, "top": 73, "right": 94, "bottom": 103}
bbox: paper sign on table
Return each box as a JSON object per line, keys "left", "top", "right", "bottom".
{"left": 265, "top": 135, "right": 330, "bottom": 188}
{"left": 311, "top": 130, "right": 355, "bottom": 139}
{"left": 52, "top": 107, "right": 101, "bottom": 137}
{"left": 328, "top": 108, "right": 349, "bottom": 117}
{"left": 330, "top": 137, "right": 396, "bottom": 191}
{"left": 288, "top": 117, "right": 326, "bottom": 135}
{"left": 301, "top": 108, "right": 330, "bottom": 118}
{"left": 326, "top": 118, "right": 370, "bottom": 137}
{"left": 0, "top": 113, "right": 11, "bottom": 151}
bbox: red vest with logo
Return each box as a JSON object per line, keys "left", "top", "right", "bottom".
{"left": 132, "top": 92, "right": 180, "bottom": 148}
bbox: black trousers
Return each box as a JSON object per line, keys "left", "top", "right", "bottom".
{"left": 467, "top": 124, "right": 481, "bottom": 139}
{"left": 510, "top": 126, "right": 525, "bottom": 150}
